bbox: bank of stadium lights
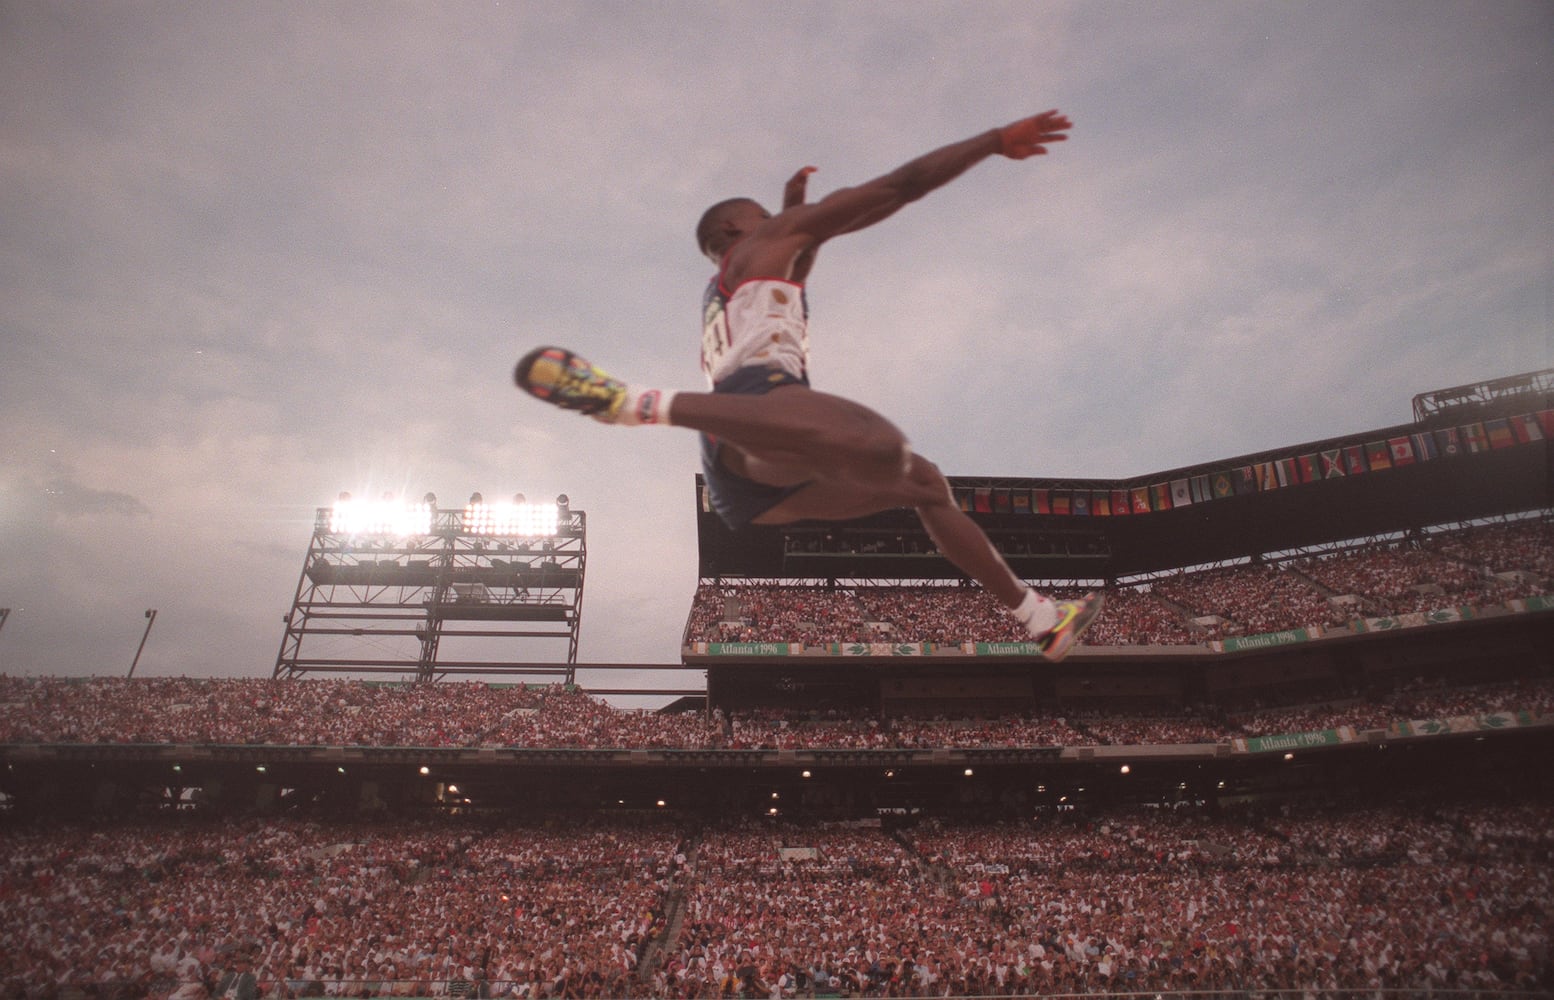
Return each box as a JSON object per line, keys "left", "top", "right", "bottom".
{"left": 329, "top": 493, "right": 434, "bottom": 536}
{"left": 462, "top": 492, "right": 561, "bottom": 537}
{"left": 324, "top": 493, "right": 428, "bottom": 540}
{"left": 327, "top": 490, "right": 564, "bottom": 537}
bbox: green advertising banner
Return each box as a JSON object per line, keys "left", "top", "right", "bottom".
{"left": 1233, "top": 728, "right": 1350, "bottom": 753}
{"left": 827, "top": 642, "right": 932, "bottom": 656}
{"left": 1516, "top": 594, "right": 1554, "bottom": 613}
{"left": 1389, "top": 711, "right": 1539, "bottom": 738}
{"left": 969, "top": 641, "right": 1044, "bottom": 656}
{"left": 1218, "top": 628, "right": 1313, "bottom": 653}
{"left": 700, "top": 642, "right": 800, "bottom": 656}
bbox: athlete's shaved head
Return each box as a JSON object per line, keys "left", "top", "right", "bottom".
{"left": 696, "top": 197, "right": 764, "bottom": 259}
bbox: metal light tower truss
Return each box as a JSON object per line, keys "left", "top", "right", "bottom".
{"left": 274, "top": 497, "right": 586, "bottom": 684}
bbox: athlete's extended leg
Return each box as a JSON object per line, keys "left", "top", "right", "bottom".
{"left": 515, "top": 345, "right": 909, "bottom": 489}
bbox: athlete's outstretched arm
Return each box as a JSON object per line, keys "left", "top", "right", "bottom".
{"left": 793, "top": 110, "right": 1069, "bottom": 241}
{"left": 778, "top": 164, "right": 897, "bottom": 283}
{"left": 733, "top": 110, "right": 1071, "bottom": 280}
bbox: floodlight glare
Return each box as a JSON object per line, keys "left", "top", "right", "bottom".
{"left": 329, "top": 496, "right": 433, "bottom": 536}
{"left": 464, "top": 499, "right": 559, "bottom": 537}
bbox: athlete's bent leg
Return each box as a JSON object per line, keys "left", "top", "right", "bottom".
{"left": 756, "top": 453, "right": 1034, "bottom": 614}
{"left": 670, "top": 385, "right": 911, "bottom": 489}
{"left": 905, "top": 458, "right": 1100, "bottom": 650}
{"left": 906, "top": 457, "right": 1030, "bottom": 612}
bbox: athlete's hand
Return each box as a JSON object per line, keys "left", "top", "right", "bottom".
{"left": 997, "top": 110, "right": 1072, "bottom": 159}
{"left": 782, "top": 166, "right": 817, "bottom": 209}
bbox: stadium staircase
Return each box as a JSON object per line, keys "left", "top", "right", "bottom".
{"left": 1146, "top": 592, "right": 1215, "bottom": 637}
{"left": 635, "top": 835, "right": 698, "bottom": 986}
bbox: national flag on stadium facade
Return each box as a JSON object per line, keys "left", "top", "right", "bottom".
{"left": 1296, "top": 454, "right": 1319, "bottom": 483}
{"left": 1072, "top": 492, "right": 1090, "bottom": 516}
{"left": 1212, "top": 472, "right": 1234, "bottom": 498}
{"left": 1277, "top": 457, "right": 1299, "bottom": 487}
{"left": 1344, "top": 444, "right": 1368, "bottom": 475}
{"left": 1463, "top": 422, "right": 1489, "bottom": 453}
{"left": 1435, "top": 426, "right": 1462, "bottom": 457}
{"left": 1191, "top": 475, "right": 1214, "bottom": 503}
{"left": 1033, "top": 489, "right": 1050, "bottom": 514}
{"left": 1365, "top": 440, "right": 1392, "bottom": 470}
{"left": 1235, "top": 467, "right": 1257, "bottom": 495}
{"left": 1171, "top": 479, "right": 1192, "bottom": 507}
{"left": 1052, "top": 491, "right": 1072, "bottom": 515}
{"left": 974, "top": 487, "right": 992, "bottom": 512}
{"left": 1321, "top": 450, "right": 1345, "bottom": 478}
{"left": 993, "top": 489, "right": 1012, "bottom": 513}
{"left": 1132, "top": 486, "right": 1152, "bottom": 512}
{"left": 1256, "top": 462, "right": 1278, "bottom": 491}
{"left": 955, "top": 488, "right": 972, "bottom": 512}
{"left": 1151, "top": 483, "right": 1172, "bottom": 511}
{"left": 1486, "top": 418, "right": 1515, "bottom": 449}
{"left": 1411, "top": 432, "right": 1438, "bottom": 461}
{"left": 1388, "top": 437, "right": 1415, "bottom": 467}
{"left": 1111, "top": 489, "right": 1131, "bottom": 515}
{"left": 1092, "top": 491, "right": 1112, "bottom": 516}
{"left": 1512, "top": 413, "right": 1545, "bottom": 443}
{"left": 1013, "top": 490, "right": 1031, "bottom": 514}
{"left": 1537, "top": 410, "right": 1554, "bottom": 438}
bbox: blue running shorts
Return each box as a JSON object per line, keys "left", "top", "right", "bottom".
{"left": 700, "top": 366, "right": 812, "bottom": 529}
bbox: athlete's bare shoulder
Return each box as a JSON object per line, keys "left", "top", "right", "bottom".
{"left": 722, "top": 212, "right": 814, "bottom": 286}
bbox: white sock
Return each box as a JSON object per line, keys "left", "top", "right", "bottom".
{"left": 608, "top": 388, "right": 677, "bottom": 426}
{"left": 1011, "top": 588, "right": 1058, "bottom": 636}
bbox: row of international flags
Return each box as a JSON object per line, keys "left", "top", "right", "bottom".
{"left": 956, "top": 410, "right": 1552, "bottom": 517}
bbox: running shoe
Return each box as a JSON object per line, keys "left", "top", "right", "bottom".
{"left": 514, "top": 346, "right": 628, "bottom": 422}
{"left": 1032, "top": 591, "right": 1105, "bottom": 662}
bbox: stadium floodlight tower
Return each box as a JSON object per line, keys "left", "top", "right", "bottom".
{"left": 273, "top": 492, "right": 587, "bottom": 684}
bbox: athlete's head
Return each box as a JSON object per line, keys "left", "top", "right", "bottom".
{"left": 696, "top": 197, "right": 770, "bottom": 262}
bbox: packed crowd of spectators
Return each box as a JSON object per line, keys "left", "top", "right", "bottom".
{"left": 2, "top": 675, "right": 1551, "bottom": 751}
{"left": 722, "top": 710, "right": 1089, "bottom": 751}
{"left": 1294, "top": 544, "right": 1520, "bottom": 617}
{"left": 0, "top": 679, "right": 716, "bottom": 751}
{"left": 1066, "top": 587, "right": 1197, "bottom": 647}
{"left": 687, "top": 516, "right": 1553, "bottom": 647}
{"left": 1149, "top": 564, "right": 1345, "bottom": 640}
{"left": 6, "top": 801, "right": 1546, "bottom": 998}
{"left": 0, "top": 815, "right": 683, "bottom": 1000}
{"left": 1229, "top": 676, "right": 1554, "bottom": 738}
{"left": 1432, "top": 519, "right": 1554, "bottom": 581}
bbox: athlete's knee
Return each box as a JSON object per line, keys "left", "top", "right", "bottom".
{"left": 905, "top": 454, "right": 955, "bottom": 506}
{"left": 800, "top": 408, "right": 909, "bottom": 482}
{"left": 852, "top": 423, "right": 912, "bottom": 478}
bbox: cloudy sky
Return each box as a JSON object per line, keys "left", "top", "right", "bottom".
{"left": 2, "top": 1, "right": 1549, "bottom": 702}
